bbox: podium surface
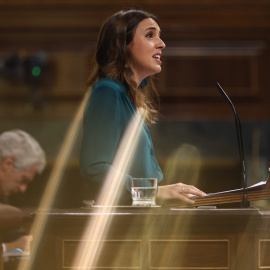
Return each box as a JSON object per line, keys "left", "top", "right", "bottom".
{"left": 27, "top": 207, "right": 270, "bottom": 270}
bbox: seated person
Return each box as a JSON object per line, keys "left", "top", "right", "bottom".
{"left": 0, "top": 129, "right": 46, "bottom": 253}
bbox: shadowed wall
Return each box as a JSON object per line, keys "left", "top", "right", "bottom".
{"left": 0, "top": 0, "right": 269, "bottom": 208}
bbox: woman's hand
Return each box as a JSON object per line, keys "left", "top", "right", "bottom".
{"left": 157, "top": 183, "right": 206, "bottom": 204}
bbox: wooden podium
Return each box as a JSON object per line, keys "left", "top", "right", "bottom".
{"left": 13, "top": 173, "right": 270, "bottom": 270}
{"left": 29, "top": 206, "right": 270, "bottom": 270}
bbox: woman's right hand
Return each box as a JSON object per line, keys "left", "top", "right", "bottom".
{"left": 157, "top": 183, "right": 206, "bottom": 205}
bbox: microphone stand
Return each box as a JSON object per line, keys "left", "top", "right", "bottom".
{"left": 216, "top": 82, "right": 250, "bottom": 208}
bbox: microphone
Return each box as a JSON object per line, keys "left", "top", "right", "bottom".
{"left": 216, "top": 82, "right": 250, "bottom": 208}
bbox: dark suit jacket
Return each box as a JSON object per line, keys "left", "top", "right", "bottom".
{"left": 0, "top": 196, "right": 25, "bottom": 243}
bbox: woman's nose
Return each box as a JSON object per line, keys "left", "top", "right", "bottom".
{"left": 158, "top": 37, "right": 166, "bottom": 49}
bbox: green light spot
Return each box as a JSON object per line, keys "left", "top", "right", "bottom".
{"left": 32, "top": 66, "right": 41, "bottom": 76}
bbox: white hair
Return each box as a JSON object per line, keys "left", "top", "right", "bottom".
{"left": 0, "top": 129, "right": 46, "bottom": 173}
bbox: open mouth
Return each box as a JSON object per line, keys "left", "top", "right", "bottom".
{"left": 153, "top": 54, "right": 161, "bottom": 60}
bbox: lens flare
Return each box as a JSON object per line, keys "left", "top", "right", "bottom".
{"left": 72, "top": 110, "right": 146, "bottom": 268}
{"left": 164, "top": 143, "right": 201, "bottom": 187}
{"left": 17, "top": 91, "right": 90, "bottom": 270}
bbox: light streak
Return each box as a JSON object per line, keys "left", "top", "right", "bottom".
{"left": 18, "top": 91, "right": 90, "bottom": 270}
{"left": 154, "top": 143, "right": 201, "bottom": 266}
{"left": 164, "top": 143, "right": 201, "bottom": 187}
{"left": 72, "top": 109, "right": 146, "bottom": 268}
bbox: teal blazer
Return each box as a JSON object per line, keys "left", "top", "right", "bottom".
{"left": 80, "top": 78, "right": 163, "bottom": 200}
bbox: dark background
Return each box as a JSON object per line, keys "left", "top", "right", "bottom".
{"left": 0, "top": 0, "right": 269, "bottom": 209}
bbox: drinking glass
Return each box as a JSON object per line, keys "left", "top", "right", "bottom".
{"left": 130, "top": 178, "right": 157, "bottom": 206}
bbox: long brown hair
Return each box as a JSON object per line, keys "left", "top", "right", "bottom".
{"left": 87, "top": 10, "right": 161, "bottom": 125}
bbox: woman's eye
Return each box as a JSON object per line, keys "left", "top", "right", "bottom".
{"left": 146, "top": 33, "right": 153, "bottom": 38}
